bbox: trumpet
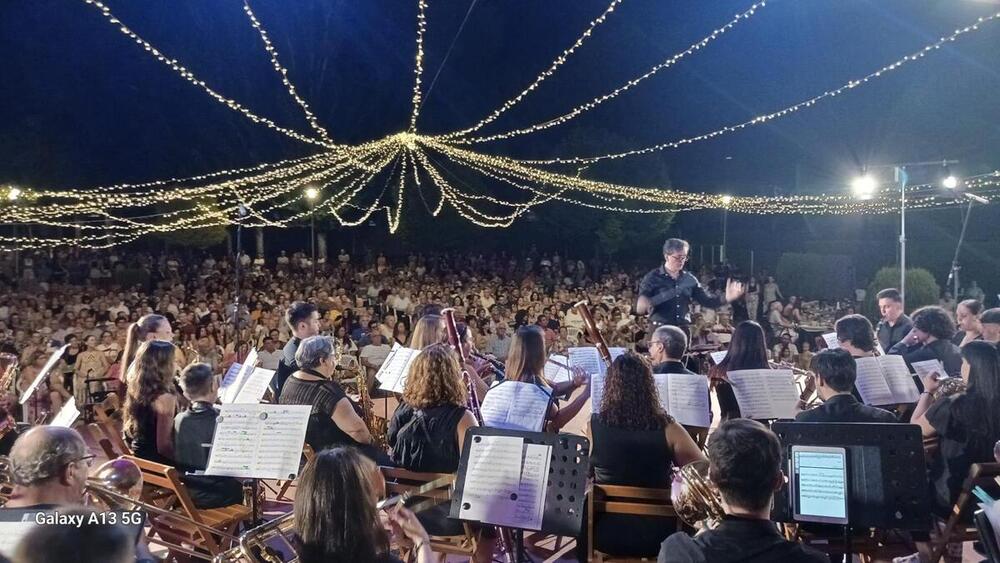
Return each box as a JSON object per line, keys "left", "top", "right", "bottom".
{"left": 670, "top": 459, "right": 725, "bottom": 531}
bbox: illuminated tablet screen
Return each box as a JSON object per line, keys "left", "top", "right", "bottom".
{"left": 790, "top": 445, "right": 849, "bottom": 525}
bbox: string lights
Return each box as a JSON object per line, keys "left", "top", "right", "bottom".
{"left": 5, "top": 1, "right": 997, "bottom": 250}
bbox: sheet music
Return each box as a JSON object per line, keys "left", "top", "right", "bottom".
{"left": 653, "top": 373, "right": 711, "bottom": 428}
{"left": 19, "top": 345, "right": 68, "bottom": 404}
{"left": 514, "top": 443, "right": 551, "bottom": 530}
{"left": 219, "top": 362, "right": 242, "bottom": 391}
{"left": 205, "top": 403, "right": 311, "bottom": 479}
{"left": 609, "top": 347, "right": 627, "bottom": 362}
{"left": 727, "top": 369, "right": 799, "bottom": 419}
{"left": 233, "top": 367, "right": 275, "bottom": 404}
{"left": 568, "top": 347, "right": 603, "bottom": 378}
{"left": 376, "top": 347, "right": 421, "bottom": 394}
{"left": 911, "top": 359, "right": 946, "bottom": 379}
{"left": 854, "top": 356, "right": 894, "bottom": 406}
{"left": 544, "top": 355, "right": 571, "bottom": 384}
{"left": 458, "top": 435, "right": 524, "bottom": 526}
{"left": 879, "top": 355, "right": 919, "bottom": 404}
{"left": 589, "top": 371, "right": 606, "bottom": 414}
{"left": 710, "top": 350, "right": 727, "bottom": 365}
{"left": 821, "top": 333, "right": 840, "bottom": 350}
{"left": 0, "top": 512, "right": 38, "bottom": 559}
{"left": 480, "top": 381, "right": 550, "bottom": 432}
{"left": 49, "top": 397, "right": 80, "bottom": 428}
{"left": 220, "top": 348, "right": 258, "bottom": 404}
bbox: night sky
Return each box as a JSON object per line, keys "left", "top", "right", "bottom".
{"left": 1, "top": 1, "right": 999, "bottom": 281}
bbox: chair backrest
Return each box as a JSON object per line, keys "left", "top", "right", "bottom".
{"left": 98, "top": 420, "right": 133, "bottom": 457}
{"left": 85, "top": 422, "right": 118, "bottom": 459}
{"left": 591, "top": 484, "right": 677, "bottom": 518}
{"left": 121, "top": 455, "right": 204, "bottom": 527}
{"left": 379, "top": 466, "right": 455, "bottom": 504}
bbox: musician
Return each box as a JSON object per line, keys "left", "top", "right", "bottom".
{"left": 503, "top": 325, "right": 589, "bottom": 432}
{"left": 710, "top": 321, "right": 770, "bottom": 421}
{"left": 585, "top": 352, "right": 704, "bottom": 559}
{"left": 272, "top": 301, "right": 320, "bottom": 400}
{"left": 658, "top": 420, "right": 828, "bottom": 563}
{"left": 172, "top": 363, "right": 243, "bottom": 509}
{"left": 888, "top": 306, "right": 962, "bottom": 378}
{"left": 12, "top": 507, "right": 149, "bottom": 563}
{"left": 835, "top": 314, "right": 877, "bottom": 358}
{"left": 979, "top": 307, "right": 1000, "bottom": 344}
{"left": 635, "top": 238, "right": 744, "bottom": 333}
{"left": 912, "top": 340, "right": 1000, "bottom": 519}
{"left": 875, "top": 288, "right": 913, "bottom": 352}
{"left": 5, "top": 426, "right": 89, "bottom": 509}
{"left": 121, "top": 313, "right": 173, "bottom": 381}
{"left": 294, "top": 447, "right": 434, "bottom": 563}
{"left": 409, "top": 314, "right": 446, "bottom": 349}
{"left": 794, "top": 349, "right": 897, "bottom": 423}
{"left": 952, "top": 299, "right": 983, "bottom": 347}
{"left": 122, "top": 340, "right": 178, "bottom": 463}
{"left": 278, "top": 336, "right": 383, "bottom": 462}
{"left": 387, "top": 343, "right": 494, "bottom": 563}
{"left": 648, "top": 325, "right": 709, "bottom": 447}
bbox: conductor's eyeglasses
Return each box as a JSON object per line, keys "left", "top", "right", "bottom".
{"left": 667, "top": 254, "right": 689, "bottom": 263}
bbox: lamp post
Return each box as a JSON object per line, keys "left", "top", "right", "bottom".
{"left": 720, "top": 195, "right": 733, "bottom": 263}
{"left": 851, "top": 160, "right": 958, "bottom": 311}
{"left": 304, "top": 186, "right": 320, "bottom": 277}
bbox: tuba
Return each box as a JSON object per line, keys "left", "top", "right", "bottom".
{"left": 670, "top": 459, "right": 725, "bottom": 530}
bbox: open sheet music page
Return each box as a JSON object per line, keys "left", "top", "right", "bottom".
{"left": 458, "top": 435, "right": 524, "bottom": 526}
{"left": 854, "top": 356, "right": 894, "bottom": 406}
{"left": 19, "top": 344, "right": 69, "bottom": 404}
{"left": 727, "top": 369, "right": 799, "bottom": 420}
{"left": 544, "top": 355, "right": 571, "bottom": 385}
{"left": 911, "top": 359, "right": 946, "bottom": 379}
{"left": 514, "top": 443, "right": 551, "bottom": 530}
{"left": 49, "top": 397, "right": 81, "bottom": 428}
{"left": 568, "top": 347, "right": 604, "bottom": 378}
{"left": 609, "top": 347, "right": 627, "bottom": 362}
{"left": 822, "top": 333, "right": 840, "bottom": 350}
{"left": 220, "top": 348, "right": 259, "bottom": 404}
{"left": 205, "top": 403, "right": 311, "bottom": 480}
{"left": 219, "top": 362, "right": 242, "bottom": 392}
{"left": 879, "top": 355, "right": 919, "bottom": 404}
{"left": 589, "top": 371, "right": 606, "bottom": 414}
{"left": 376, "top": 347, "right": 421, "bottom": 394}
{"left": 233, "top": 367, "right": 276, "bottom": 404}
{"left": 652, "top": 373, "right": 711, "bottom": 428}
{"left": 710, "top": 350, "right": 727, "bottom": 365}
{"left": 480, "top": 381, "right": 550, "bottom": 432}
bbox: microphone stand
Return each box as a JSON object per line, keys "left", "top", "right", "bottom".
{"left": 946, "top": 199, "right": 974, "bottom": 299}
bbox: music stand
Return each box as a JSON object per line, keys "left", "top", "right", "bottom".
{"left": 449, "top": 428, "right": 590, "bottom": 563}
{"left": 771, "top": 422, "right": 932, "bottom": 559}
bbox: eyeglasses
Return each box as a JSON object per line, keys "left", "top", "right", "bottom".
{"left": 67, "top": 454, "right": 96, "bottom": 469}
{"left": 667, "top": 254, "right": 689, "bottom": 263}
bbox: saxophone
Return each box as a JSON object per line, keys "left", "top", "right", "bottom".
{"left": 0, "top": 354, "right": 20, "bottom": 444}
{"left": 352, "top": 353, "right": 389, "bottom": 452}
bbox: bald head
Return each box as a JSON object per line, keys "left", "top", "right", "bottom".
{"left": 6, "top": 426, "right": 88, "bottom": 507}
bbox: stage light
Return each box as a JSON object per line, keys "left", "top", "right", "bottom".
{"left": 304, "top": 186, "right": 320, "bottom": 201}
{"left": 851, "top": 174, "right": 877, "bottom": 200}
{"left": 942, "top": 175, "right": 959, "bottom": 189}
{"left": 6, "top": 187, "right": 21, "bottom": 201}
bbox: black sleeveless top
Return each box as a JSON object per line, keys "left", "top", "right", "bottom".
{"left": 126, "top": 403, "right": 172, "bottom": 465}
{"left": 388, "top": 403, "right": 466, "bottom": 473}
{"left": 590, "top": 414, "right": 673, "bottom": 487}
{"left": 279, "top": 373, "right": 360, "bottom": 452}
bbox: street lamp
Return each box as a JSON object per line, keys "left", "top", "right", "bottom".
{"left": 850, "top": 174, "right": 877, "bottom": 200}
{"left": 305, "top": 186, "right": 320, "bottom": 276}
{"left": 720, "top": 195, "right": 733, "bottom": 262}
{"left": 6, "top": 186, "right": 22, "bottom": 201}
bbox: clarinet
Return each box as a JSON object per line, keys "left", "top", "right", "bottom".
{"left": 441, "top": 308, "right": 484, "bottom": 425}
{"left": 471, "top": 351, "right": 506, "bottom": 382}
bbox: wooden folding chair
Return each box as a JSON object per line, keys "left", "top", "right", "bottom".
{"left": 588, "top": 484, "right": 682, "bottom": 563}
{"left": 928, "top": 462, "right": 1000, "bottom": 563}
{"left": 265, "top": 444, "right": 316, "bottom": 502}
{"left": 122, "top": 455, "right": 251, "bottom": 561}
{"left": 379, "top": 466, "right": 470, "bottom": 562}
{"left": 95, "top": 419, "right": 133, "bottom": 457}
{"left": 85, "top": 422, "right": 118, "bottom": 460}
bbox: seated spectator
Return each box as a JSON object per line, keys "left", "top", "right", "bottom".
{"left": 794, "top": 349, "right": 897, "bottom": 423}
{"left": 5, "top": 426, "right": 90, "bottom": 509}
{"left": 658, "top": 419, "right": 827, "bottom": 563}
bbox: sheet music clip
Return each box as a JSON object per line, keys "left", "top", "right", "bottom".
{"left": 258, "top": 412, "right": 268, "bottom": 420}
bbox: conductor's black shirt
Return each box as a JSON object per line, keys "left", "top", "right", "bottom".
{"left": 639, "top": 267, "right": 724, "bottom": 327}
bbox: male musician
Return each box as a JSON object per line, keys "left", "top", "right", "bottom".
{"left": 835, "top": 314, "right": 877, "bottom": 358}
{"left": 888, "top": 306, "right": 962, "bottom": 378}
{"left": 4, "top": 426, "right": 89, "bottom": 508}
{"left": 794, "top": 349, "right": 897, "bottom": 423}
{"left": 271, "top": 301, "right": 320, "bottom": 399}
{"left": 636, "top": 238, "right": 744, "bottom": 334}
{"left": 875, "top": 288, "right": 913, "bottom": 352}
{"left": 658, "top": 420, "right": 827, "bottom": 563}
{"left": 982, "top": 308, "right": 1000, "bottom": 344}
{"left": 649, "top": 324, "right": 709, "bottom": 448}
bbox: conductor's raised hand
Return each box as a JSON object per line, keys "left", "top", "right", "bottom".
{"left": 725, "top": 279, "right": 745, "bottom": 302}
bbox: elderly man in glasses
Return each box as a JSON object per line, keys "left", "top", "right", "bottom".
{"left": 636, "top": 238, "right": 745, "bottom": 335}
{"left": 5, "top": 426, "right": 91, "bottom": 509}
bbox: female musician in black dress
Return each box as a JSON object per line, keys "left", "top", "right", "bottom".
{"left": 503, "top": 325, "right": 588, "bottom": 432}
{"left": 583, "top": 352, "right": 705, "bottom": 558}
{"left": 709, "top": 320, "right": 769, "bottom": 420}
{"left": 122, "top": 340, "right": 178, "bottom": 463}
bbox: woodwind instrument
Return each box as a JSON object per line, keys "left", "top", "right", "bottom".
{"left": 348, "top": 345, "right": 389, "bottom": 452}
{"left": 441, "top": 308, "right": 483, "bottom": 425}
{"left": 573, "top": 300, "right": 613, "bottom": 366}
{"left": 0, "top": 354, "right": 19, "bottom": 443}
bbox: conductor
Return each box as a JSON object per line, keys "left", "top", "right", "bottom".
{"left": 636, "top": 238, "right": 745, "bottom": 333}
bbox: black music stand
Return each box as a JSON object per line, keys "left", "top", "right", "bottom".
{"left": 449, "top": 428, "right": 590, "bottom": 563}
{"left": 772, "top": 422, "right": 932, "bottom": 560}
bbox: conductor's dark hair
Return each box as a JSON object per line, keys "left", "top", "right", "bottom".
{"left": 809, "top": 349, "right": 856, "bottom": 393}
{"left": 876, "top": 288, "right": 903, "bottom": 303}
{"left": 911, "top": 306, "right": 956, "bottom": 341}
{"left": 708, "top": 419, "right": 781, "bottom": 512}
{"left": 835, "top": 314, "right": 875, "bottom": 352}
{"left": 285, "top": 301, "right": 318, "bottom": 331}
